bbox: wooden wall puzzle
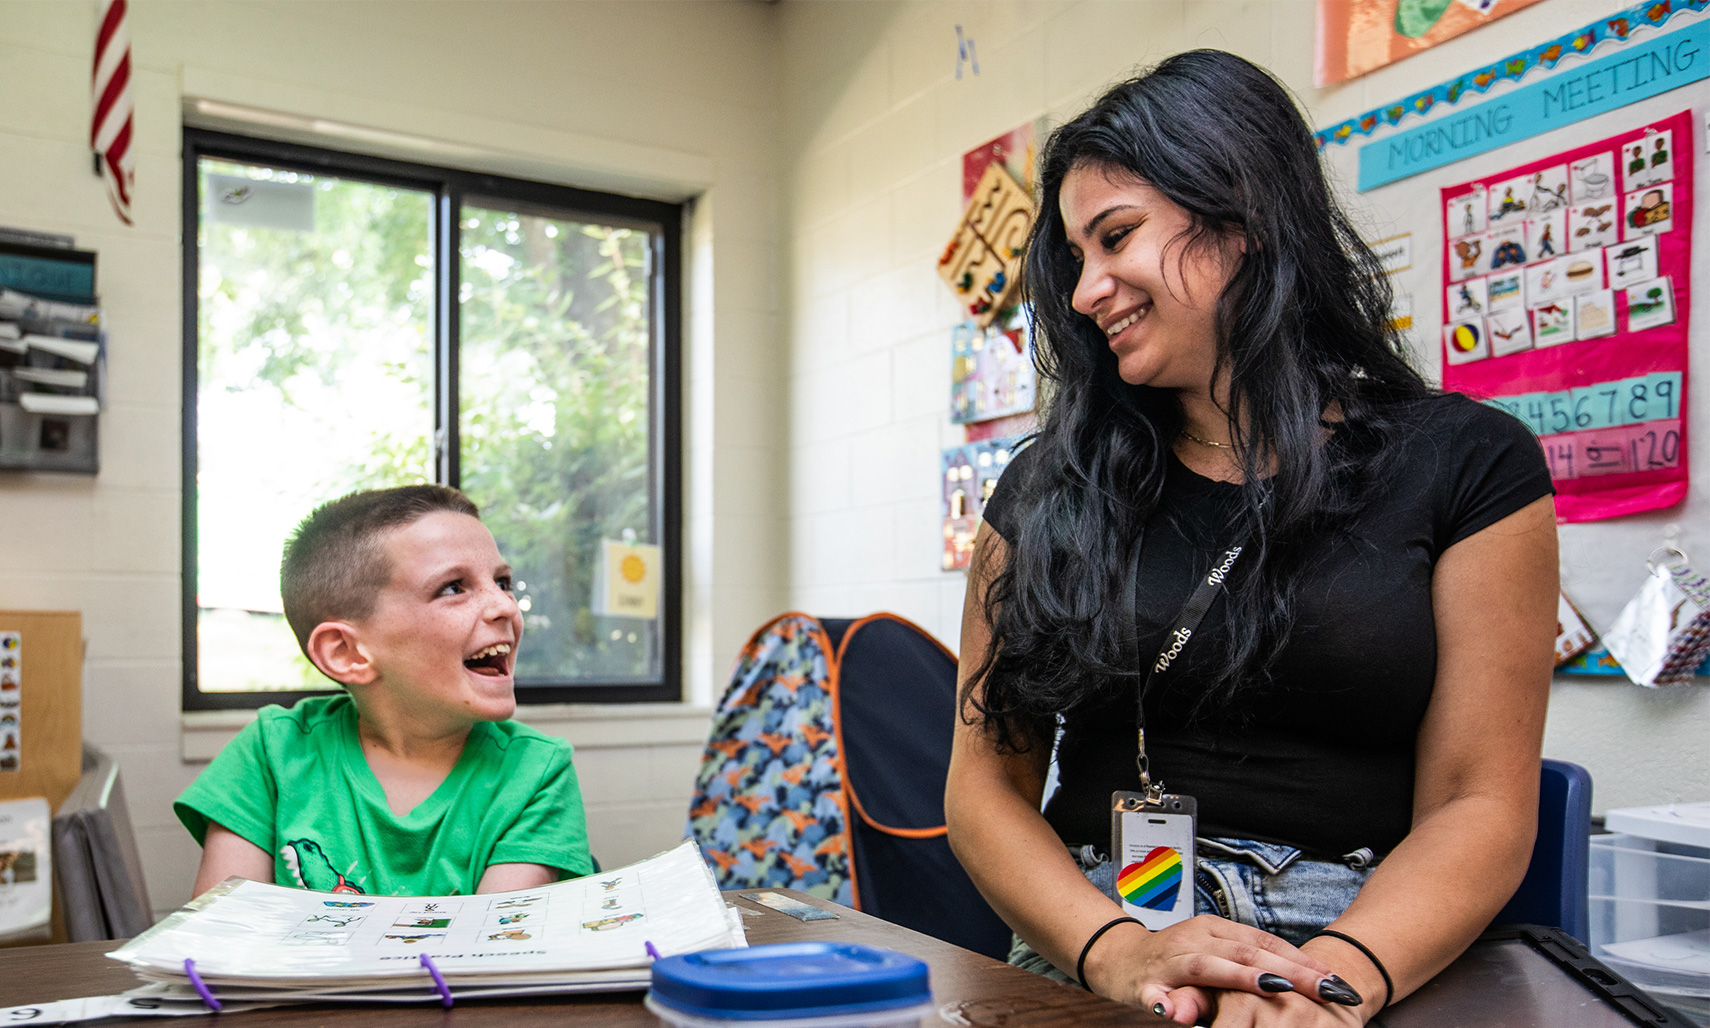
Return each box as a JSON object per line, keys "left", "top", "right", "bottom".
{"left": 938, "top": 163, "right": 1033, "bottom": 328}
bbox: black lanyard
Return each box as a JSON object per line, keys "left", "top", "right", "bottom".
{"left": 1123, "top": 528, "right": 1248, "bottom": 801}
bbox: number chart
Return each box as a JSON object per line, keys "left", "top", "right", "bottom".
{"left": 1485, "top": 373, "right": 1681, "bottom": 480}
{"left": 1439, "top": 109, "right": 1692, "bottom": 522}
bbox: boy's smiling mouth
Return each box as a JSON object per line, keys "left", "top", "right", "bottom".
{"left": 463, "top": 642, "right": 513, "bottom": 677}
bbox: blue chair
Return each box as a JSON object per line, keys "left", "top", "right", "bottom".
{"left": 1493, "top": 758, "right": 1592, "bottom": 943}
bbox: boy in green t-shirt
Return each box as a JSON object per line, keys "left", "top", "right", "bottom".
{"left": 176, "top": 485, "right": 593, "bottom": 896}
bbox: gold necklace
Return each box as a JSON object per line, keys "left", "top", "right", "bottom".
{"left": 1179, "top": 428, "right": 1232, "bottom": 449}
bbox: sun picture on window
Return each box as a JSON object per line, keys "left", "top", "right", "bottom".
{"left": 620, "top": 554, "right": 648, "bottom": 585}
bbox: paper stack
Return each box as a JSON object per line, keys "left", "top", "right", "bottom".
{"left": 106, "top": 840, "right": 744, "bottom": 1006}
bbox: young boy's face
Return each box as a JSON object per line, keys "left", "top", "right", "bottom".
{"left": 354, "top": 511, "right": 523, "bottom": 726}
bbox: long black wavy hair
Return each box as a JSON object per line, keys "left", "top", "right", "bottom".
{"left": 969, "top": 50, "right": 1433, "bottom": 751}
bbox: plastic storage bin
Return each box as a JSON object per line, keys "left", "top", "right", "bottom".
{"left": 1589, "top": 802, "right": 1710, "bottom": 1025}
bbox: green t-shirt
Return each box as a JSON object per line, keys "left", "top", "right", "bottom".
{"left": 175, "top": 695, "right": 593, "bottom": 895}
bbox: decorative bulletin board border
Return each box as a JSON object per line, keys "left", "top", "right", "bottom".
{"left": 1315, "top": 0, "right": 1709, "bottom": 151}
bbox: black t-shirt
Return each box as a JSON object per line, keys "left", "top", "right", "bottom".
{"left": 980, "top": 393, "right": 1554, "bottom": 858}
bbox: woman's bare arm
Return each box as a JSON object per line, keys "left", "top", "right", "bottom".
{"left": 1310, "top": 495, "right": 1556, "bottom": 1010}
{"left": 1208, "top": 495, "right": 1558, "bottom": 1026}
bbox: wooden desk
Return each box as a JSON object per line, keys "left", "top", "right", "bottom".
{"left": 0, "top": 890, "right": 1162, "bottom": 1027}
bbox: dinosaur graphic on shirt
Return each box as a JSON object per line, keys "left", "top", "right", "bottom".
{"left": 281, "top": 838, "right": 366, "bottom": 894}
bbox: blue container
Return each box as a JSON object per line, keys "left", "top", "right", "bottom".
{"left": 646, "top": 942, "right": 932, "bottom": 1025}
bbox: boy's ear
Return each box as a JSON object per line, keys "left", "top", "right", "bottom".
{"left": 304, "top": 622, "right": 377, "bottom": 686}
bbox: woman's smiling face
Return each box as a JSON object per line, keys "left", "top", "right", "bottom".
{"left": 1059, "top": 163, "right": 1242, "bottom": 393}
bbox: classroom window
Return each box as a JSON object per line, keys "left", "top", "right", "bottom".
{"left": 183, "top": 130, "right": 682, "bottom": 710}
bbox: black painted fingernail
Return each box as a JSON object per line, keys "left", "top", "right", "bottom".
{"left": 1318, "top": 975, "right": 1363, "bottom": 1006}
{"left": 1152, "top": 1001, "right": 1168, "bottom": 1016}
{"left": 1258, "top": 973, "right": 1295, "bottom": 993}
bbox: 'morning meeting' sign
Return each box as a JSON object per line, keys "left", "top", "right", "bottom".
{"left": 1358, "top": 19, "right": 1708, "bottom": 191}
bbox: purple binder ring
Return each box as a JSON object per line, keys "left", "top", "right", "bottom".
{"left": 183, "top": 958, "right": 221, "bottom": 1011}
{"left": 420, "top": 952, "right": 453, "bottom": 1008}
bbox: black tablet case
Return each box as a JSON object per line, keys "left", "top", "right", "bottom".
{"left": 1377, "top": 925, "right": 1698, "bottom": 1028}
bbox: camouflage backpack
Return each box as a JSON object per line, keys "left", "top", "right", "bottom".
{"left": 686, "top": 613, "right": 851, "bottom": 904}
{"left": 685, "top": 611, "right": 1012, "bottom": 958}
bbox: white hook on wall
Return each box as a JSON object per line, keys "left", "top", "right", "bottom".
{"left": 1646, "top": 545, "right": 1688, "bottom": 577}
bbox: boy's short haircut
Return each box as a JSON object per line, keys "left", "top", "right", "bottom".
{"left": 281, "top": 484, "right": 480, "bottom": 652}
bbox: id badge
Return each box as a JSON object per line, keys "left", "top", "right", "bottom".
{"left": 1110, "top": 791, "right": 1197, "bottom": 929}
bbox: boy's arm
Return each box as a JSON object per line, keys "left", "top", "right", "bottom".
{"left": 192, "top": 821, "right": 275, "bottom": 897}
{"left": 484, "top": 738, "right": 594, "bottom": 880}
{"left": 176, "top": 713, "right": 280, "bottom": 896}
{"left": 475, "top": 862, "right": 559, "bottom": 894}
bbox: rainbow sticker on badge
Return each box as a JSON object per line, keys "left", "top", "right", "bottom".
{"left": 1118, "top": 846, "right": 1183, "bottom": 911}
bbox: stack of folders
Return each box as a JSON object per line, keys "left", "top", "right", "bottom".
{"left": 106, "top": 840, "right": 746, "bottom": 1008}
{"left": 0, "top": 288, "right": 102, "bottom": 418}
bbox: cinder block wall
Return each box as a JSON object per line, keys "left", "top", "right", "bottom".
{"left": 2, "top": 0, "right": 1705, "bottom": 918}
{"left": 774, "top": 0, "right": 1710, "bottom": 814}
{"left": 0, "top": 0, "right": 786, "bottom": 914}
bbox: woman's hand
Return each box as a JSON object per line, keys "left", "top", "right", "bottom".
{"left": 1192, "top": 988, "right": 1369, "bottom": 1027}
{"left": 1079, "top": 914, "right": 1357, "bottom": 1021}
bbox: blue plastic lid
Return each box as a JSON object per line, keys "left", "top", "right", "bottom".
{"left": 648, "top": 942, "right": 931, "bottom": 1021}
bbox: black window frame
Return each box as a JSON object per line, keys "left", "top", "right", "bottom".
{"left": 181, "top": 128, "right": 683, "bottom": 711}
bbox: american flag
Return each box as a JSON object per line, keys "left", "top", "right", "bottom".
{"left": 91, "top": 0, "right": 135, "bottom": 225}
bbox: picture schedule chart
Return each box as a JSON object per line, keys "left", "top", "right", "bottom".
{"left": 1439, "top": 108, "right": 1692, "bottom": 522}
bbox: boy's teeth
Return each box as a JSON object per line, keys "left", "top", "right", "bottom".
{"left": 470, "top": 643, "right": 511, "bottom": 660}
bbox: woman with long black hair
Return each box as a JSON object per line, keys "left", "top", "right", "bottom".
{"left": 946, "top": 51, "right": 1558, "bottom": 1026}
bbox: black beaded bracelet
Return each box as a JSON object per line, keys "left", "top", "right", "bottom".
{"left": 1310, "top": 929, "right": 1394, "bottom": 1009}
{"left": 1075, "top": 916, "right": 1143, "bottom": 991}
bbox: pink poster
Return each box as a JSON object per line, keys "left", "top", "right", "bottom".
{"left": 1439, "top": 109, "right": 1692, "bottom": 523}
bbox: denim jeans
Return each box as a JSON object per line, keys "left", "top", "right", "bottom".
{"left": 1008, "top": 837, "right": 1376, "bottom": 984}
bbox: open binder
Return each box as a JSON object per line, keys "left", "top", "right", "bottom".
{"left": 103, "top": 840, "right": 744, "bottom": 1010}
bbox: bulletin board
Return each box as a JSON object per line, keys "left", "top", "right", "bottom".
{"left": 0, "top": 611, "right": 82, "bottom": 814}
{"left": 1314, "top": 11, "right": 1710, "bottom": 646}
{"left": 1438, "top": 110, "right": 1692, "bottom": 523}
